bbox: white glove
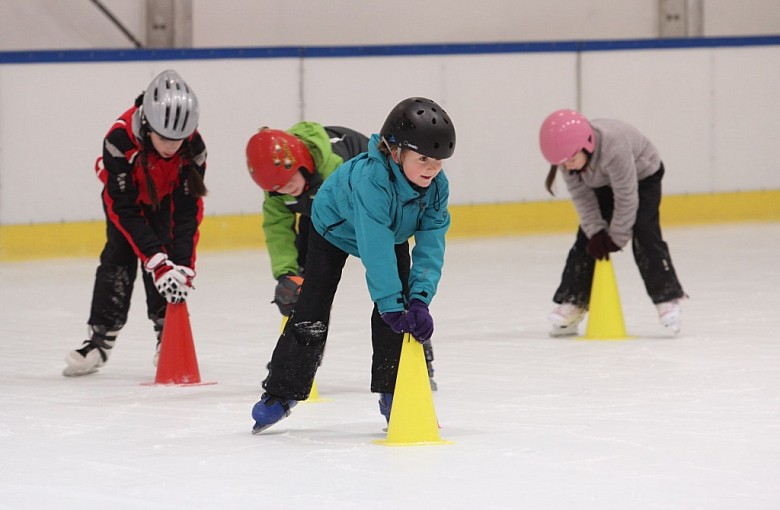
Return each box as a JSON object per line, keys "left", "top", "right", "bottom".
{"left": 144, "top": 253, "right": 196, "bottom": 304}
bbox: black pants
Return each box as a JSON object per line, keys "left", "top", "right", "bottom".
{"left": 263, "top": 228, "right": 410, "bottom": 400}
{"left": 553, "top": 164, "right": 685, "bottom": 307}
{"left": 88, "top": 201, "right": 169, "bottom": 332}
{"left": 295, "top": 215, "right": 311, "bottom": 275}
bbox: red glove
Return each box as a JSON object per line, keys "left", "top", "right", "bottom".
{"left": 586, "top": 230, "right": 620, "bottom": 260}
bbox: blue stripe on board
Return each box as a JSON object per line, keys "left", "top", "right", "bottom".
{"left": 2, "top": 35, "right": 779, "bottom": 64}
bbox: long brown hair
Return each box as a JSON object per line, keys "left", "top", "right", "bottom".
{"left": 139, "top": 128, "right": 207, "bottom": 210}
{"left": 135, "top": 92, "right": 207, "bottom": 210}
{"left": 544, "top": 165, "right": 558, "bottom": 196}
{"left": 545, "top": 150, "right": 593, "bottom": 196}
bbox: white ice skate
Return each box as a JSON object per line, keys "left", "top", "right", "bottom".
{"left": 63, "top": 327, "right": 117, "bottom": 377}
{"left": 656, "top": 299, "right": 682, "bottom": 334}
{"left": 548, "top": 303, "right": 586, "bottom": 337}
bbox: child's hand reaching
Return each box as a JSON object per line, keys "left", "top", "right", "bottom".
{"left": 381, "top": 299, "right": 434, "bottom": 342}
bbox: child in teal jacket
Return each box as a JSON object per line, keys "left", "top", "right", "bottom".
{"left": 251, "top": 97, "right": 456, "bottom": 434}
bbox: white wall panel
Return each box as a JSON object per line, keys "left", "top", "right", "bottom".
{"left": 710, "top": 46, "right": 780, "bottom": 191}
{"left": 185, "top": 58, "right": 302, "bottom": 216}
{"left": 581, "top": 49, "right": 715, "bottom": 193}
{"left": 1, "top": 44, "right": 779, "bottom": 224}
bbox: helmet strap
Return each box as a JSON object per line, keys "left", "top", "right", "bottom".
{"left": 381, "top": 136, "right": 403, "bottom": 164}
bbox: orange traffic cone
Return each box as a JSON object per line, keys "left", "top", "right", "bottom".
{"left": 374, "top": 333, "right": 451, "bottom": 447}
{"left": 153, "top": 302, "right": 213, "bottom": 385}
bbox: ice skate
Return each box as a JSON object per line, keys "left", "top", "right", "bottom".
{"left": 548, "top": 303, "right": 586, "bottom": 337}
{"left": 656, "top": 299, "right": 682, "bottom": 333}
{"left": 152, "top": 319, "right": 164, "bottom": 367}
{"left": 423, "top": 340, "right": 437, "bottom": 391}
{"left": 378, "top": 393, "right": 393, "bottom": 423}
{"left": 63, "top": 326, "right": 117, "bottom": 377}
{"left": 251, "top": 393, "right": 298, "bottom": 434}
{"left": 153, "top": 341, "right": 161, "bottom": 367}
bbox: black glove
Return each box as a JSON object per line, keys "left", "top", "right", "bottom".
{"left": 586, "top": 230, "right": 620, "bottom": 260}
{"left": 272, "top": 274, "right": 303, "bottom": 316}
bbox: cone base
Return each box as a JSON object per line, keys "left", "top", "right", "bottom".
{"left": 579, "top": 334, "right": 635, "bottom": 341}
{"left": 141, "top": 380, "right": 218, "bottom": 387}
{"left": 373, "top": 438, "right": 453, "bottom": 447}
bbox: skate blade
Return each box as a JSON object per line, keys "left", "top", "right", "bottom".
{"left": 251, "top": 421, "right": 283, "bottom": 435}
{"left": 549, "top": 324, "right": 579, "bottom": 338}
{"left": 662, "top": 322, "right": 681, "bottom": 334}
{"left": 251, "top": 424, "right": 270, "bottom": 435}
{"left": 62, "top": 366, "right": 99, "bottom": 377}
{"left": 252, "top": 414, "right": 291, "bottom": 434}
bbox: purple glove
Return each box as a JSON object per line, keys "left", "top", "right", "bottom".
{"left": 381, "top": 299, "right": 435, "bottom": 342}
{"left": 407, "top": 299, "right": 434, "bottom": 342}
{"left": 586, "top": 230, "right": 620, "bottom": 260}
{"left": 381, "top": 310, "right": 414, "bottom": 335}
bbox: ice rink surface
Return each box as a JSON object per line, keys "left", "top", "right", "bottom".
{"left": 1, "top": 223, "right": 779, "bottom": 509}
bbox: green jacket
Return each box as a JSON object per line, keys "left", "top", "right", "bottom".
{"left": 263, "top": 121, "right": 368, "bottom": 278}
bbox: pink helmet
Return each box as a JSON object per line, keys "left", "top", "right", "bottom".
{"left": 539, "top": 109, "right": 595, "bottom": 165}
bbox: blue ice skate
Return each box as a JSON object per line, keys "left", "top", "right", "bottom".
{"left": 251, "top": 393, "right": 297, "bottom": 434}
{"left": 378, "top": 393, "right": 393, "bottom": 424}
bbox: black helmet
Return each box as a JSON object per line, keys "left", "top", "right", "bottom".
{"left": 380, "top": 97, "right": 456, "bottom": 159}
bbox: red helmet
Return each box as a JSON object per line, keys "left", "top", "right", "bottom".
{"left": 539, "top": 109, "right": 595, "bottom": 165}
{"left": 246, "top": 128, "right": 314, "bottom": 191}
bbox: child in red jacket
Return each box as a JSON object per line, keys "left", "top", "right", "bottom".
{"left": 63, "top": 69, "right": 207, "bottom": 376}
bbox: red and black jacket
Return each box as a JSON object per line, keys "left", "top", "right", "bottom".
{"left": 95, "top": 105, "right": 207, "bottom": 268}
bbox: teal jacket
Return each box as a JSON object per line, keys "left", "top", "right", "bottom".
{"left": 312, "top": 134, "right": 450, "bottom": 314}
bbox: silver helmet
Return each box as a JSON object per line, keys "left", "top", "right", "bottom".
{"left": 142, "top": 69, "right": 199, "bottom": 140}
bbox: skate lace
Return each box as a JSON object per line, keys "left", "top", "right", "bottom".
{"left": 77, "top": 336, "right": 114, "bottom": 363}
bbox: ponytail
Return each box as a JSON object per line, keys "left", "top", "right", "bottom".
{"left": 544, "top": 165, "right": 558, "bottom": 196}
{"left": 178, "top": 142, "right": 208, "bottom": 198}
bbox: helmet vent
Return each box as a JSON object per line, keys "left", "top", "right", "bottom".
{"left": 173, "top": 104, "right": 182, "bottom": 131}
{"left": 143, "top": 70, "right": 199, "bottom": 139}
{"left": 380, "top": 97, "right": 456, "bottom": 159}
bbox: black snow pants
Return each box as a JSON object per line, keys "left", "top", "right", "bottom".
{"left": 553, "top": 164, "right": 685, "bottom": 307}
{"left": 263, "top": 228, "right": 411, "bottom": 401}
{"left": 88, "top": 200, "right": 170, "bottom": 333}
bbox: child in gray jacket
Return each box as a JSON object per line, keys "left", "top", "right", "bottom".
{"left": 539, "top": 109, "right": 686, "bottom": 336}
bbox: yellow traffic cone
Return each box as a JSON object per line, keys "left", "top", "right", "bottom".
{"left": 279, "top": 316, "right": 331, "bottom": 402}
{"left": 374, "top": 333, "right": 452, "bottom": 446}
{"left": 585, "top": 258, "right": 628, "bottom": 340}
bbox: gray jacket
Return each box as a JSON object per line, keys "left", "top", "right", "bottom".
{"left": 560, "top": 118, "right": 661, "bottom": 247}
